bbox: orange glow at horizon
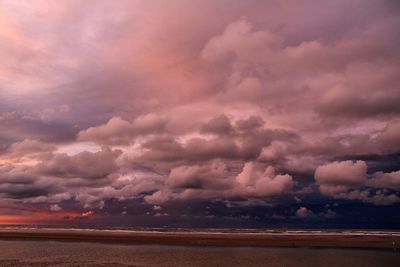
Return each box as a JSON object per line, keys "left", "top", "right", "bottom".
{"left": 0, "top": 215, "right": 33, "bottom": 225}
{"left": 0, "top": 211, "right": 96, "bottom": 225}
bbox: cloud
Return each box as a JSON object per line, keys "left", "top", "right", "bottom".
{"left": 315, "top": 160, "right": 400, "bottom": 205}
{"left": 319, "top": 209, "right": 337, "bottom": 219}
{"left": 34, "top": 147, "right": 122, "bottom": 179}
{"left": 144, "top": 190, "right": 172, "bottom": 205}
{"left": 235, "top": 116, "right": 264, "bottom": 132}
{"left": 77, "top": 114, "right": 166, "bottom": 145}
{"left": 234, "top": 162, "right": 293, "bottom": 198}
{"left": 139, "top": 115, "right": 297, "bottom": 164}
{"left": 152, "top": 205, "right": 161, "bottom": 211}
{"left": 166, "top": 161, "right": 231, "bottom": 190}
{"left": 369, "top": 192, "right": 400, "bottom": 206}
{"left": 316, "top": 83, "right": 400, "bottom": 118}
{"left": 368, "top": 170, "right": 400, "bottom": 190}
{"left": 145, "top": 161, "right": 293, "bottom": 204}
{"left": 0, "top": 164, "right": 59, "bottom": 199}
{"left": 2, "top": 139, "right": 56, "bottom": 160}
{"left": 81, "top": 211, "right": 94, "bottom": 217}
{"left": 315, "top": 160, "right": 368, "bottom": 195}
{"left": 373, "top": 121, "right": 400, "bottom": 154}
{"left": 0, "top": 112, "right": 77, "bottom": 145}
{"left": 201, "top": 18, "right": 280, "bottom": 63}
{"left": 200, "top": 114, "right": 233, "bottom": 135}
{"left": 295, "top": 207, "right": 313, "bottom": 218}
{"left": 49, "top": 204, "right": 62, "bottom": 212}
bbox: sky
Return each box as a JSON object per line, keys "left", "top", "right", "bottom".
{"left": 0, "top": 0, "right": 400, "bottom": 228}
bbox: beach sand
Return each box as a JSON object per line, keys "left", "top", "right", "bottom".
{"left": 0, "top": 239, "right": 399, "bottom": 267}
{"left": 0, "top": 228, "right": 399, "bottom": 249}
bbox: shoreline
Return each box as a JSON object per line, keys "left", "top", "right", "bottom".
{"left": 0, "top": 228, "right": 399, "bottom": 249}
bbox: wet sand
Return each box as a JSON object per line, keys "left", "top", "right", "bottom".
{"left": 0, "top": 240, "right": 399, "bottom": 267}
{"left": 0, "top": 228, "right": 399, "bottom": 249}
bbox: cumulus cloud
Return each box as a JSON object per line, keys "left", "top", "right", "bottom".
{"left": 234, "top": 162, "right": 293, "bottom": 198}
{"left": 139, "top": 115, "right": 297, "bottom": 164}
{"left": 315, "top": 160, "right": 368, "bottom": 195}
{"left": 33, "top": 147, "right": 122, "bottom": 179}
{"left": 77, "top": 114, "right": 166, "bottom": 145}
{"left": 0, "top": 164, "right": 58, "bottom": 200}
{"left": 368, "top": 170, "right": 400, "bottom": 190}
{"left": 145, "top": 161, "right": 293, "bottom": 204}
{"left": 315, "top": 160, "right": 400, "bottom": 205}
{"left": 4, "top": 139, "right": 57, "bottom": 159}
{"left": 166, "top": 161, "right": 231, "bottom": 190}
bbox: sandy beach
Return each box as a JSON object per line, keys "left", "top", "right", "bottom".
{"left": 0, "top": 228, "right": 399, "bottom": 249}
{"left": 1, "top": 240, "right": 400, "bottom": 267}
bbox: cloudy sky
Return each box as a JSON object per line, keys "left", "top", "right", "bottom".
{"left": 1, "top": 0, "right": 399, "bottom": 228}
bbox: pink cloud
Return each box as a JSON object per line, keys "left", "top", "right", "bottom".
{"left": 315, "top": 160, "right": 367, "bottom": 195}
{"left": 0, "top": 0, "right": 399, "bottom": 222}
{"left": 234, "top": 162, "right": 293, "bottom": 198}
{"left": 315, "top": 160, "right": 400, "bottom": 205}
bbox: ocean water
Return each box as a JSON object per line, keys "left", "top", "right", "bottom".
{"left": 0, "top": 240, "right": 399, "bottom": 267}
